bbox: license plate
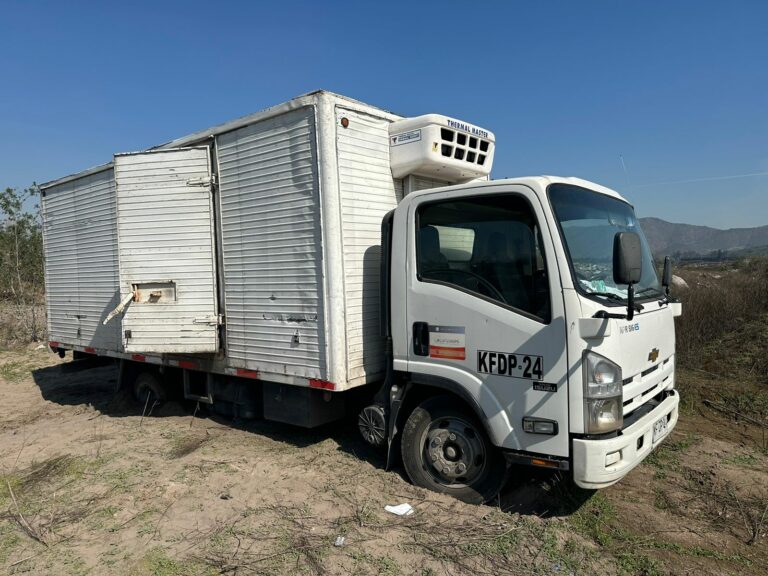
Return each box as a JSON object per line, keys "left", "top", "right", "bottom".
{"left": 652, "top": 416, "right": 668, "bottom": 443}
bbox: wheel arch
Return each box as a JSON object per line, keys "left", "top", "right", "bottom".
{"left": 117, "top": 359, "right": 182, "bottom": 396}
{"left": 387, "top": 372, "right": 501, "bottom": 469}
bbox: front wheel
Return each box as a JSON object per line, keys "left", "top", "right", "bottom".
{"left": 401, "top": 396, "right": 507, "bottom": 504}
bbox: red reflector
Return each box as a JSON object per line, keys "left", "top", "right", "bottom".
{"left": 49, "top": 341, "right": 60, "bottom": 348}
{"left": 309, "top": 379, "right": 335, "bottom": 391}
{"left": 178, "top": 360, "right": 198, "bottom": 370}
{"left": 84, "top": 347, "right": 96, "bottom": 354}
{"left": 236, "top": 368, "right": 259, "bottom": 379}
{"left": 132, "top": 354, "right": 146, "bottom": 362}
{"left": 531, "top": 458, "right": 559, "bottom": 469}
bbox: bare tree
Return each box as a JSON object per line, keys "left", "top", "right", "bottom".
{"left": 0, "top": 185, "right": 44, "bottom": 343}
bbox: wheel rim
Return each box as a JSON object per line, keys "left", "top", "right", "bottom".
{"left": 420, "top": 416, "right": 486, "bottom": 488}
{"left": 358, "top": 406, "right": 386, "bottom": 447}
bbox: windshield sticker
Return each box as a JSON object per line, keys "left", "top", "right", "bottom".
{"left": 582, "top": 279, "right": 607, "bottom": 292}
{"left": 477, "top": 350, "right": 543, "bottom": 381}
{"left": 429, "top": 325, "right": 465, "bottom": 360}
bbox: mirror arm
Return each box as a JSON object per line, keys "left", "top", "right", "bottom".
{"left": 593, "top": 310, "right": 626, "bottom": 319}
{"left": 662, "top": 255, "right": 672, "bottom": 297}
{"left": 626, "top": 283, "right": 635, "bottom": 321}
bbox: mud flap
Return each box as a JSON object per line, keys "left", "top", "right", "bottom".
{"left": 385, "top": 382, "right": 410, "bottom": 470}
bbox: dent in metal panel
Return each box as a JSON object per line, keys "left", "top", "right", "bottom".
{"left": 336, "top": 108, "right": 400, "bottom": 383}
{"left": 217, "top": 107, "right": 326, "bottom": 380}
{"left": 42, "top": 169, "right": 122, "bottom": 349}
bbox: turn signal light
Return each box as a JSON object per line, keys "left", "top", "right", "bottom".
{"left": 531, "top": 458, "right": 559, "bottom": 468}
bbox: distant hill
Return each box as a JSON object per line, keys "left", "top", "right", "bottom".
{"left": 640, "top": 217, "right": 768, "bottom": 258}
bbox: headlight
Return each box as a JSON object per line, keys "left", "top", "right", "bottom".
{"left": 585, "top": 354, "right": 622, "bottom": 397}
{"left": 585, "top": 397, "right": 622, "bottom": 434}
{"left": 583, "top": 352, "right": 623, "bottom": 434}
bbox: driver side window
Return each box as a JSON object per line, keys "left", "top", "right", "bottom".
{"left": 416, "top": 194, "right": 550, "bottom": 322}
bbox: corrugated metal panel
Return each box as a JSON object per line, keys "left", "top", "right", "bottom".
{"left": 409, "top": 175, "right": 450, "bottom": 193}
{"left": 42, "top": 169, "right": 122, "bottom": 349}
{"left": 394, "top": 178, "right": 404, "bottom": 199}
{"left": 113, "top": 148, "right": 218, "bottom": 353}
{"left": 217, "top": 107, "right": 325, "bottom": 379}
{"left": 336, "top": 108, "right": 402, "bottom": 383}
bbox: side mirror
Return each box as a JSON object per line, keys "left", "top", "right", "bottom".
{"left": 662, "top": 256, "right": 672, "bottom": 295}
{"left": 613, "top": 232, "right": 642, "bottom": 285}
{"left": 613, "top": 232, "right": 642, "bottom": 320}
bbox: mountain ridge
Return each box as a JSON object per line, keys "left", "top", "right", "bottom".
{"left": 639, "top": 217, "right": 768, "bottom": 257}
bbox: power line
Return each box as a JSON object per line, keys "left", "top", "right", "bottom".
{"left": 619, "top": 155, "right": 631, "bottom": 187}
{"left": 632, "top": 171, "right": 768, "bottom": 188}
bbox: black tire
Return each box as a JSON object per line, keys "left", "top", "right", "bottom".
{"left": 401, "top": 396, "right": 507, "bottom": 504}
{"left": 132, "top": 372, "right": 167, "bottom": 410}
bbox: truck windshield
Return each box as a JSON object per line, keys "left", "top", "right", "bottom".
{"left": 548, "top": 184, "right": 661, "bottom": 303}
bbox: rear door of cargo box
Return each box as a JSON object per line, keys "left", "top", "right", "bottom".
{"left": 113, "top": 147, "right": 219, "bottom": 353}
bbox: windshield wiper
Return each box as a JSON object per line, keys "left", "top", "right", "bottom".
{"left": 635, "top": 286, "right": 663, "bottom": 298}
{"left": 590, "top": 290, "right": 644, "bottom": 318}
{"left": 589, "top": 291, "right": 625, "bottom": 302}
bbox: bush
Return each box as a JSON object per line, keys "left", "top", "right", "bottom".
{"left": 0, "top": 186, "right": 45, "bottom": 345}
{"left": 674, "top": 258, "right": 768, "bottom": 374}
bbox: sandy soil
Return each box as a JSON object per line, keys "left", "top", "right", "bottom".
{"left": 0, "top": 348, "right": 766, "bottom": 575}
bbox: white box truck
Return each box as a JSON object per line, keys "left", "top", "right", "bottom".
{"left": 40, "top": 90, "right": 681, "bottom": 503}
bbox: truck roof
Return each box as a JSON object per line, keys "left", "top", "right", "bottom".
{"left": 405, "top": 175, "right": 629, "bottom": 204}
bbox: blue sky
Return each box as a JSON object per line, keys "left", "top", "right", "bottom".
{"left": 1, "top": 1, "right": 766, "bottom": 228}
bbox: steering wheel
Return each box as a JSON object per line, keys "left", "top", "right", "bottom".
{"left": 426, "top": 269, "right": 507, "bottom": 304}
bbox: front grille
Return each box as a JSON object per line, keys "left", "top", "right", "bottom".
{"left": 641, "top": 364, "right": 659, "bottom": 378}
{"left": 622, "top": 390, "right": 671, "bottom": 430}
{"left": 621, "top": 354, "right": 675, "bottom": 416}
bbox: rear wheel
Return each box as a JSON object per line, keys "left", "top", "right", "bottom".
{"left": 401, "top": 396, "right": 507, "bottom": 504}
{"left": 132, "top": 372, "right": 166, "bottom": 412}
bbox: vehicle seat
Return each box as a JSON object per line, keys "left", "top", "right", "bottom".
{"left": 419, "top": 226, "right": 448, "bottom": 275}
{"left": 476, "top": 232, "right": 530, "bottom": 311}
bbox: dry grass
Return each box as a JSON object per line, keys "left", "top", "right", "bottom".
{"left": 0, "top": 303, "right": 46, "bottom": 348}
{"left": 0, "top": 454, "right": 110, "bottom": 554}
{"left": 673, "top": 259, "right": 768, "bottom": 449}
{"left": 167, "top": 433, "right": 211, "bottom": 459}
{"left": 674, "top": 258, "right": 768, "bottom": 374}
{"left": 672, "top": 467, "right": 768, "bottom": 546}
{"left": 193, "top": 499, "right": 589, "bottom": 576}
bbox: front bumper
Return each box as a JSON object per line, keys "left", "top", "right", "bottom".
{"left": 572, "top": 390, "right": 679, "bottom": 489}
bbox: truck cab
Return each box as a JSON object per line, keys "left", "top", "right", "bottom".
{"left": 374, "top": 175, "right": 681, "bottom": 503}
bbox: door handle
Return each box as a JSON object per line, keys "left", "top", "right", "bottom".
{"left": 413, "top": 322, "right": 429, "bottom": 356}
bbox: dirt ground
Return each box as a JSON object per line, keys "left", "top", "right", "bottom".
{"left": 0, "top": 348, "right": 766, "bottom": 575}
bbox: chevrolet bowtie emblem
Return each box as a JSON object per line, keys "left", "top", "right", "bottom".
{"left": 648, "top": 348, "right": 659, "bottom": 363}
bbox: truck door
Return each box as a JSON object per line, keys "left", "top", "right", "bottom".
{"left": 404, "top": 185, "right": 569, "bottom": 457}
{"left": 113, "top": 147, "right": 219, "bottom": 353}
